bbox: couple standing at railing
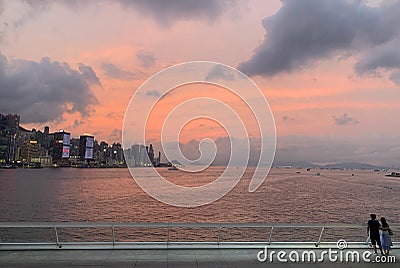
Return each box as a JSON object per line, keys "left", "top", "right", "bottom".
{"left": 367, "top": 213, "right": 393, "bottom": 255}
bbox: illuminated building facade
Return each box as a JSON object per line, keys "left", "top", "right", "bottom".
{"left": 51, "top": 130, "right": 71, "bottom": 163}
{"left": 79, "top": 134, "right": 94, "bottom": 161}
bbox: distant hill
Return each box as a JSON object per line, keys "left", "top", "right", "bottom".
{"left": 272, "top": 161, "right": 387, "bottom": 170}
{"left": 321, "top": 162, "right": 385, "bottom": 170}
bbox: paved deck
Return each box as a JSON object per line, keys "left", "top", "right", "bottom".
{"left": 0, "top": 249, "right": 398, "bottom": 268}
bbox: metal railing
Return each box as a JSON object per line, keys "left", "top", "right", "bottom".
{"left": 0, "top": 222, "right": 398, "bottom": 250}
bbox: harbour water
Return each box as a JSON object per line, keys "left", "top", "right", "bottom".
{"left": 0, "top": 167, "right": 399, "bottom": 242}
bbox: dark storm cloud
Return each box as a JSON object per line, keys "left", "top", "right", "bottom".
{"left": 356, "top": 41, "right": 400, "bottom": 73}
{"left": 390, "top": 70, "right": 400, "bottom": 85}
{"left": 2, "top": 0, "right": 237, "bottom": 30}
{"left": 355, "top": 39, "right": 400, "bottom": 85}
{"left": 101, "top": 63, "right": 143, "bottom": 80}
{"left": 333, "top": 113, "right": 358, "bottom": 126}
{"left": 136, "top": 50, "right": 156, "bottom": 68}
{"left": 0, "top": 52, "right": 98, "bottom": 123}
{"left": 116, "top": 0, "right": 238, "bottom": 25}
{"left": 78, "top": 63, "right": 101, "bottom": 86}
{"left": 205, "top": 64, "right": 235, "bottom": 81}
{"left": 0, "top": 0, "right": 237, "bottom": 46}
{"left": 0, "top": 1, "right": 4, "bottom": 18}
{"left": 238, "top": 0, "right": 400, "bottom": 78}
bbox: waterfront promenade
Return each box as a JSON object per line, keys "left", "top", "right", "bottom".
{"left": 0, "top": 248, "right": 399, "bottom": 267}
{"left": 1, "top": 222, "right": 398, "bottom": 267}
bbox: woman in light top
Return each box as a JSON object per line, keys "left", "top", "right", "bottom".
{"left": 380, "top": 217, "right": 392, "bottom": 255}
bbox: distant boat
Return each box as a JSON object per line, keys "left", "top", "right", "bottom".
{"left": 0, "top": 164, "right": 17, "bottom": 169}
{"left": 386, "top": 172, "right": 400, "bottom": 177}
{"left": 76, "top": 164, "right": 89, "bottom": 168}
{"left": 23, "top": 163, "right": 43, "bottom": 169}
{"left": 168, "top": 166, "right": 178, "bottom": 170}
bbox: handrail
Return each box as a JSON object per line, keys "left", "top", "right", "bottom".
{"left": 0, "top": 222, "right": 398, "bottom": 250}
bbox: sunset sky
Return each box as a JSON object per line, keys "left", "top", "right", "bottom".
{"left": 1, "top": 0, "right": 400, "bottom": 166}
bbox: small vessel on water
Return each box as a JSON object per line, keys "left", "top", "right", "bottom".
{"left": 386, "top": 172, "right": 400, "bottom": 177}
{"left": 0, "top": 164, "right": 17, "bottom": 169}
{"left": 23, "top": 162, "right": 43, "bottom": 169}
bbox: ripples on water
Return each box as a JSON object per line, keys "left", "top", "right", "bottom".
{"left": 0, "top": 167, "right": 399, "bottom": 242}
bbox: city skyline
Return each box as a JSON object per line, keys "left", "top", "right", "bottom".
{"left": 0, "top": 112, "right": 167, "bottom": 168}
{"left": 1, "top": 0, "right": 400, "bottom": 166}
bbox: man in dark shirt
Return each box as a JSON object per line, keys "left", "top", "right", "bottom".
{"left": 367, "top": 214, "right": 383, "bottom": 254}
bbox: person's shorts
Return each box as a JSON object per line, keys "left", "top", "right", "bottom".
{"left": 370, "top": 234, "right": 381, "bottom": 246}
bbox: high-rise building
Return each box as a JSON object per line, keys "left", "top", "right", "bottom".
{"left": 79, "top": 134, "right": 94, "bottom": 161}
{"left": 140, "top": 144, "right": 150, "bottom": 166}
{"left": 50, "top": 130, "right": 71, "bottom": 163}
{"left": 148, "top": 144, "right": 154, "bottom": 165}
{"left": 128, "top": 143, "right": 158, "bottom": 167}
{"left": 131, "top": 144, "right": 140, "bottom": 166}
{"left": 0, "top": 114, "right": 7, "bottom": 163}
{"left": 69, "top": 138, "right": 80, "bottom": 158}
{"left": 19, "top": 140, "right": 39, "bottom": 163}
{"left": 0, "top": 114, "right": 20, "bottom": 163}
{"left": 124, "top": 147, "right": 133, "bottom": 167}
{"left": 42, "top": 126, "right": 50, "bottom": 151}
{"left": 111, "top": 142, "right": 124, "bottom": 164}
{"left": 98, "top": 141, "right": 109, "bottom": 164}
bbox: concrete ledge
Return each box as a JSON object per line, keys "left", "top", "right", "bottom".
{"left": 0, "top": 248, "right": 399, "bottom": 268}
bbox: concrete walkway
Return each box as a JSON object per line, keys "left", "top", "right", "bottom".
{"left": 0, "top": 249, "right": 399, "bottom": 268}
